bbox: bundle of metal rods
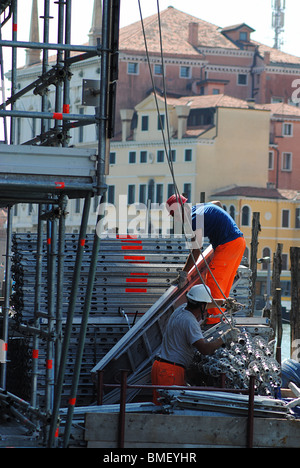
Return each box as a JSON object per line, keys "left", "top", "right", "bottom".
{"left": 191, "top": 330, "right": 281, "bottom": 396}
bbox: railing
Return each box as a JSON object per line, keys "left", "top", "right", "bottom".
{"left": 96, "top": 369, "right": 256, "bottom": 449}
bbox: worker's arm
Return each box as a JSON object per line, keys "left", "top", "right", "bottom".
{"left": 207, "top": 298, "right": 225, "bottom": 309}
{"left": 193, "top": 336, "right": 224, "bottom": 356}
{"left": 193, "top": 328, "right": 239, "bottom": 355}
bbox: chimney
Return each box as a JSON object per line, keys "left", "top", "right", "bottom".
{"left": 188, "top": 22, "right": 199, "bottom": 47}
{"left": 176, "top": 105, "right": 190, "bottom": 139}
{"left": 120, "top": 109, "right": 134, "bottom": 141}
{"left": 264, "top": 51, "right": 270, "bottom": 65}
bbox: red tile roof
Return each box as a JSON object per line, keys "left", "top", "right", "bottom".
{"left": 163, "top": 93, "right": 265, "bottom": 110}
{"left": 119, "top": 6, "right": 237, "bottom": 57}
{"left": 212, "top": 186, "right": 300, "bottom": 200}
{"left": 119, "top": 6, "right": 300, "bottom": 66}
{"left": 258, "top": 102, "right": 300, "bottom": 118}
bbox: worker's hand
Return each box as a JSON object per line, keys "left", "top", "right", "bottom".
{"left": 221, "top": 327, "right": 240, "bottom": 346}
{"left": 224, "top": 297, "right": 244, "bottom": 312}
{"left": 177, "top": 270, "right": 188, "bottom": 288}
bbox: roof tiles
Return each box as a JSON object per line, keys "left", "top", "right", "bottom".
{"left": 119, "top": 6, "right": 300, "bottom": 66}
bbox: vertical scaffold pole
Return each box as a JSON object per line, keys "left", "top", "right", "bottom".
{"left": 0, "top": 205, "right": 12, "bottom": 389}
{"left": 45, "top": 214, "right": 57, "bottom": 412}
{"left": 31, "top": 204, "right": 44, "bottom": 408}
{"left": 55, "top": 196, "right": 67, "bottom": 379}
{"left": 48, "top": 193, "right": 91, "bottom": 447}
{"left": 62, "top": 0, "right": 120, "bottom": 446}
{"left": 41, "top": 0, "right": 50, "bottom": 135}
{"left": 10, "top": 0, "right": 17, "bottom": 144}
{"left": 62, "top": 196, "right": 105, "bottom": 447}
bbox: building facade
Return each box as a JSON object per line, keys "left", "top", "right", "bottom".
{"left": 7, "top": 3, "right": 300, "bottom": 243}
{"left": 212, "top": 186, "right": 300, "bottom": 310}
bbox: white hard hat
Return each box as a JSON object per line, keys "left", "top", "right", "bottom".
{"left": 186, "top": 284, "right": 211, "bottom": 304}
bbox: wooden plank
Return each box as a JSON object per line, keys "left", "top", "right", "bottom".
{"left": 85, "top": 412, "right": 300, "bottom": 448}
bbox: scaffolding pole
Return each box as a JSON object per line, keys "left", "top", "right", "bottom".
{"left": 0, "top": 0, "right": 118, "bottom": 447}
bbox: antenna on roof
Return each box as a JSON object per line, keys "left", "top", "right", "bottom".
{"left": 272, "top": 0, "right": 285, "bottom": 49}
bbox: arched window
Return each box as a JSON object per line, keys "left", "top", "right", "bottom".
{"left": 243, "top": 246, "right": 249, "bottom": 263}
{"left": 241, "top": 205, "right": 251, "bottom": 226}
{"left": 147, "top": 179, "right": 155, "bottom": 204}
{"left": 229, "top": 205, "right": 235, "bottom": 220}
{"left": 261, "top": 247, "right": 271, "bottom": 270}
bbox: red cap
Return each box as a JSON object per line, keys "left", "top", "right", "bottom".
{"left": 166, "top": 194, "right": 188, "bottom": 215}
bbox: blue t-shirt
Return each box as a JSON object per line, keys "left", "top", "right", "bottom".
{"left": 191, "top": 203, "right": 243, "bottom": 250}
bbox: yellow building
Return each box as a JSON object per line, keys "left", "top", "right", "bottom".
{"left": 212, "top": 186, "right": 300, "bottom": 310}
{"left": 105, "top": 93, "right": 270, "bottom": 235}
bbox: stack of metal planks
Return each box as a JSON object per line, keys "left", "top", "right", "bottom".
{"left": 10, "top": 233, "right": 188, "bottom": 406}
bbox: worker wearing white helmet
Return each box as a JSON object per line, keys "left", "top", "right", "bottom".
{"left": 151, "top": 284, "right": 238, "bottom": 404}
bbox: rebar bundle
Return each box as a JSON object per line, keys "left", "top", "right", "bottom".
{"left": 191, "top": 329, "right": 281, "bottom": 396}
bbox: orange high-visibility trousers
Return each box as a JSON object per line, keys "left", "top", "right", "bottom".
{"left": 151, "top": 359, "right": 186, "bottom": 405}
{"left": 205, "top": 236, "right": 246, "bottom": 324}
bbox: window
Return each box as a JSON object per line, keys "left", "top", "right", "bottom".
{"left": 282, "top": 152, "right": 292, "bottom": 171}
{"left": 107, "top": 185, "right": 115, "bottom": 204}
{"left": 261, "top": 247, "right": 271, "bottom": 270}
{"left": 109, "top": 152, "right": 116, "bottom": 165}
{"left": 229, "top": 205, "right": 236, "bottom": 220}
{"left": 184, "top": 149, "right": 192, "bottom": 162}
{"left": 93, "top": 195, "right": 99, "bottom": 212}
{"left": 75, "top": 199, "right": 81, "bottom": 213}
{"left": 157, "top": 150, "right": 164, "bottom": 163}
{"left": 212, "top": 88, "right": 220, "bottom": 94}
{"left": 141, "top": 115, "right": 149, "bottom": 131}
{"left": 282, "top": 209, "right": 290, "bottom": 228}
{"left": 241, "top": 206, "right": 250, "bottom": 226}
{"left": 183, "top": 184, "right": 191, "bottom": 202}
{"left": 156, "top": 184, "right": 163, "bottom": 204}
{"left": 154, "top": 64, "right": 163, "bottom": 75}
{"left": 31, "top": 118, "right": 36, "bottom": 139}
{"left": 140, "top": 151, "right": 147, "bottom": 163}
{"left": 129, "top": 151, "right": 136, "bottom": 164}
{"left": 167, "top": 183, "right": 175, "bottom": 198}
{"left": 268, "top": 151, "right": 274, "bottom": 170}
{"left": 271, "top": 96, "right": 284, "bottom": 103}
{"left": 282, "top": 253, "right": 288, "bottom": 271}
{"left": 169, "top": 149, "right": 176, "bottom": 162}
{"left": 158, "top": 114, "right": 165, "bottom": 131}
{"left": 295, "top": 207, "right": 300, "bottom": 228}
{"left": 283, "top": 123, "right": 293, "bottom": 136}
{"left": 147, "top": 179, "right": 155, "bottom": 203}
{"left": 237, "top": 74, "right": 247, "bottom": 85}
{"left": 139, "top": 184, "right": 147, "bottom": 204}
{"left": 128, "top": 185, "right": 135, "bottom": 204}
{"left": 78, "top": 107, "right": 84, "bottom": 142}
{"left": 180, "top": 66, "right": 191, "bottom": 78}
{"left": 239, "top": 31, "right": 248, "bottom": 41}
{"left": 127, "top": 62, "right": 138, "bottom": 75}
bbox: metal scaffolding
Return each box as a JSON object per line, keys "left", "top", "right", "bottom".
{"left": 0, "top": 0, "right": 120, "bottom": 447}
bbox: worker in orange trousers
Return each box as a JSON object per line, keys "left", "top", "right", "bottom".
{"left": 166, "top": 195, "right": 246, "bottom": 325}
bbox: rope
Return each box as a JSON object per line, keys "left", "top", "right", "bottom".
{"left": 137, "top": 1, "right": 233, "bottom": 326}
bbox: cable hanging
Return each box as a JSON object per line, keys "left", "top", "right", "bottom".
{"left": 137, "top": 1, "right": 234, "bottom": 326}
